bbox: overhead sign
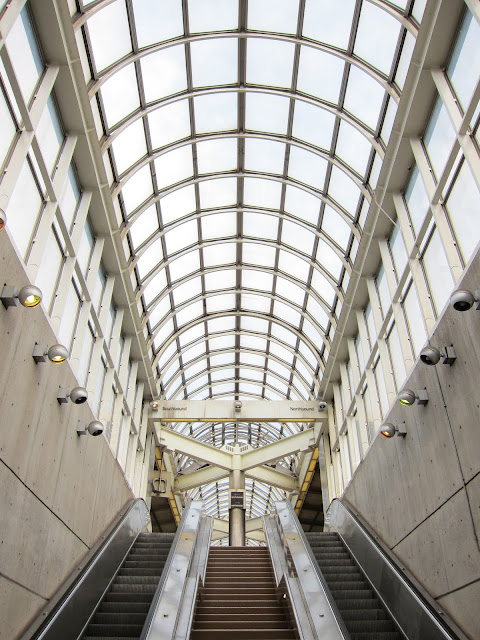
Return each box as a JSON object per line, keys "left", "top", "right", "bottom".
{"left": 151, "top": 400, "right": 327, "bottom": 423}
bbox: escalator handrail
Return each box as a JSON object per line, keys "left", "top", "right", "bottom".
{"left": 269, "top": 500, "right": 351, "bottom": 640}
{"left": 326, "top": 499, "right": 469, "bottom": 640}
{"left": 19, "top": 498, "right": 150, "bottom": 640}
{"left": 140, "top": 499, "right": 212, "bottom": 640}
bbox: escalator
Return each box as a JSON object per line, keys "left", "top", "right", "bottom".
{"left": 305, "top": 532, "right": 401, "bottom": 640}
{"left": 81, "top": 532, "right": 175, "bottom": 639}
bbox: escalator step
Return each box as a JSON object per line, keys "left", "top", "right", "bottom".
{"left": 349, "top": 634, "right": 401, "bottom": 640}
{"left": 336, "top": 599, "right": 382, "bottom": 610}
{"left": 84, "top": 624, "right": 143, "bottom": 637}
{"left": 93, "top": 613, "right": 148, "bottom": 625}
{"left": 346, "top": 619, "right": 396, "bottom": 632}
{"left": 103, "top": 592, "right": 154, "bottom": 603}
{"left": 100, "top": 602, "right": 150, "bottom": 614}
{"left": 341, "top": 609, "right": 389, "bottom": 621}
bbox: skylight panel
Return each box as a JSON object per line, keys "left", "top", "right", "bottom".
{"left": 277, "top": 248, "right": 311, "bottom": 282}
{"left": 297, "top": 47, "right": 344, "bottom": 104}
{"left": 327, "top": 167, "right": 361, "bottom": 216}
{"left": 354, "top": 2, "right": 401, "bottom": 75}
{"left": 148, "top": 295, "right": 172, "bottom": 329}
{"left": 100, "top": 63, "right": 139, "bottom": 128}
{"left": 240, "top": 335, "right": 268, "bottom": 351}
{"left": 266, "top": 376, "right": 289, "bottom": 397}
{"left": 244, "top": 139, "right": 286, "bottom": 175}
{"left": 240, "top": 352, "right": 266, "bottom": 367}
{"left": 288, "top": 146, "right": 328, "bottom": 189}
{"left": 196, "top": 138, "right": 237, "bottom": 174}
{"left": 129, "top": 204, "right": 158, "bottom": 249}
{"left": 381, "top": 98, "right": 398, "bottom": 145}
{"left": 302, "top": 318, "right": 324, "bottom": 351}
{"left": 153, "top": 319, "right": 174, "bottom": 351}
{"left": 111, "top": 119, "right": 147, "bottom": 174}
{"left": 241, "top": 269, "right": 274, "bottom": 292}
{"left": 186, "top": 359, "right": 208, "bottom": 379}
{"left": 194, "top": 92, "right": 237, "bottom": 133}
{"left": 208, "top": 317, "right": 235, "bottom": 333}
{"left": 132, "top": 0, "right": 184, "bottom": 46}
{"left": 173, "top": 276, "right": 202, "bottom": 305}
{"left": 143, "top": 271, "right": 168, "bottom": 306}
{"left": 246, "top": 38, "right": 295, "bottom": 88}
{"left": 322, "top": 205, "right": 352, "bottom": 251}
{"left": 240, "top": 368, "right": 264, "bottom": 383}
{"left": 268, "top": 341, "right": 294, "bottom": 364}
{"left": 164, "top": 219, "right": 198, "bottom": 254}
{"left": 241, "top": 293, "right": 271, "bottom": 314}
{"left": 121, "top": 165, "right": 152, "bottom": 214}
{"left": 336, "top": 120, "right": 372, "bottom": 176}
{"left": 154, "top": 145, "right": 194, "bottom": 189}
{"left": 179, "top": 323, "right": 205, "bottom": 347}
{"left": 292, "top": 101, "right": 336, "bottom": 150}
{"left": 188, "top": 0, "right": 239, "bottom": 32}
{"left": 272, "top": 301, "right": 302, "bottom": 329}
{"left": 191, "top": 38, "right": 238, "bottom": 87}
{"left": 160, "top": 185, "right": 196, "bottom": 225}
{"left": 311, "top": 267, "right": 336, "bottom": 306}
{"left": 211, "top": 368, "right": 235, "bottom": 382}
{"left": 183, "top": 342, "right": 206, "bottom": 362}
{"left": 176, "top": 300, "right": 203, "bottom": 327}
{"left": 213, "top": 382, "right": 235, "bottom": 396}
{"left": 266, "top": 358, "right": 291, "bottom": 380}
{"left": 141, "top": 46, "right": 188, "bottom": 103}
{"left": 208, "top": 334, "right": 235, "bottom": 351}
{"left": 343, "top": 66, "right": 385, "bottom": 131}
{"left": 295, "top": 358, "right": 313, "bottom": 383}
{"left": 244, "top": 178, "right": 282, "bottom": 209}
{"left": 240, "top": 382, "right": 262, "bottom": 396}
{"left": 210, "top": 352, "right": 235, "bottom": 367}
{"left": 316, "top": 238, "right": 343, "bottom": 280}
{"left": 248, "top": 0, "right": 299, "bottom": 34}
{"left": 201, "top": 211, "right": 236, "bottom": 240}
{"left": 242, "top": 242, "right": 276, "bottom": 268}
{"left": 206, "top": 293, "right": 236, "bottom": 313}
{"left": 187, "top": 375, "right": 208, "bottom": 396}
{"left": 204, "top": 269, "right": 236, "bottom": 290}
{"left": 87, "top": 1, "right": 132, "bottom": 72}
{"left": 395, "top": 31, "right": 415, "bottom": 90}
{"left": 240, "top": 316, "right": 270, "bottom": 333}
{"left": 298, "top": 340, "right": 318, "bottom": 369}
{"left": 199, "top": 177, "right": 237, "bottom": 208}
{"left": 148, "top": 99, "right": 191, "bottom": 149}
{"left": 306, "top": 294, "right": 330, "bottom": 330}
{"left": 245, "top": 93, "right": 290, "bottom": 135}
{"left": 243, "top": 212, "right": 278, "bottom": 241}
{"left": 302, "top": 0, "right": 355, "bottom": 50}
{"left": 284, "top": 186, "right": 320, "bottom": 226}
{"left": 168, "top": 250, "right": 200, "bottom": 281}
{"left": 203, "top": 242, "right": 236, "bottom": 267}
{"left": 137, "top": 238, "right": 164, "bottom": 279}
{"left": 275, "top": 276, "right": 305, "bottom": 307}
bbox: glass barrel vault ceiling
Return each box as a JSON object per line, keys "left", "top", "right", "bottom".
{"left": 78, "top": 0, "right": 421, "bottom": 520}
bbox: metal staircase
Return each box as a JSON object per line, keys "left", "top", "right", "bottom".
{"left": 305, "top": 532, "right": 402, "bottom": 640}
{"left": 81, "top": 532, "right": 175, "bottom": 640}
{"left": 190, "top": 546, "right": 296, "bottom": 639}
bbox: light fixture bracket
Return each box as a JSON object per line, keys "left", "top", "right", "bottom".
{"left": 57, "top": 388, "right": 70, "bottom": 404}
{"left": 1, "top": 285, "right": 19, "bottom": 308}
{"left": 441, "top": 346, "right": 456, "bottom": 366}
{"left": 416, "top": 389, "right": 429, "bottom": 406}
{"left": 32, "top": 344, "right": 48, "bottom": 364}
{"left": 77, "top": 421, "right": 88, "bottom": 436}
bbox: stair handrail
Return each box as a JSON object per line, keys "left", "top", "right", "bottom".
{"left": 265, "top": 500, "right": 350, "bottom": 640}
{"left": 141, "top": 499, "right": 213, "bottom": 640}
{"left": 19, "top": 498, "right": 151, "bottom": 640}
{"left": 326, "top": 499, "right": 469, "bottom": 640}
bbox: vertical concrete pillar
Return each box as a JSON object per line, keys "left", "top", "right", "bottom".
{"left": 229, "top": 466, "right": 246, "bottom": 546}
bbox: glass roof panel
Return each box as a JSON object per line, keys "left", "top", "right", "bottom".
{"left": 284, "top": 185, "right": 320, "bottom": 226}
{"left": 101, "top": 63, "right": 140, "bottom": 128}
{"left": 322, "top": 204, "right": 352, "bottom": 251}
{"left": 168, "top": 250, "right": 200, "bottom": 280}
{"left": 194, "top": 92, "right": 238, "bottom": 133}
{"left": 137, "top": 239, "right": 164, "bottom": 279}
{"left": 328, "top": 167, "right": 361, "bottom": 215}
{"left": 203, "top": 242, "right": 236, "bottom": 267}
{"left": 246, "top": 38, "right": 295, "bottom": 88}
{"left": 202, "top": 212, "right": 237, "bottom": 239}
{"left": 87, "top": 1, "right": 132, "bottom": 72}
{"left": 244, "top": 138, "right": 286, "bottom": 175}
{"left": 281, "top": 220, "right": 315, "bottom": 256}
{"left": 292, "top": 101, "right": 336, "bottom": 150}
{"left": 277, "top": 250, "right": 310, "bottom": 283}
{"left": 243, "top": 212, "right": 278, "bottom": 241}
{"left": 148, "top": 100, "right": 191, "bottom": 148}
{"left": 121, "top": 165, "right": 152, "bottom": 214}
{"left": 206, "top": 293, "right": 236, "bottom": 313}
{"left": 188, "top": 0, "right": 239, "bottom": 33}
{"left": 244, "top": 178, "right": 282, "bottom": 209}
{"left": 297, "top": 47, "right": 344, "bottom": 103}
{"left": 133, "top": 0, "right": 184, "bottom": 46}
{"left": 245, "top": 93, "right": 290, "bottom": 135}
{"left": 316, "top": 238, "right": 343, "bottom": 280}
{"left": 160, "top": 185, "right": 196, "bottom": 225}
{"left": 173, "top": 277, "right": 202, "bottom": 305}
{"left": 111, "top": 119, "right": 147, "bottom": 174}
{"left": 288, "top": 146, "right": 328, "bottom": 189}
{"left": 154, "top": 146, "right": 194, "bottom": 189}
{"left": 141, "top": 46, "right": 188, "bottom": 103}
{"left": 302, "top": 0, "right": 355, "bottom": 49}
{"left": 248, "top": 0, "right": 299, "bottom": 35}
{"left": 197, "top": 138, "right": 238, "bottom": 174}
{"left": 343, "top": 66, "right": 386, "bottom": 131}
{"left": 242, "top": 242, "right": 276, "bottom": 268}
{"left": 164, "top": 220, "right": 198, "bottom": 254}
{"left": 199, "top": 177, "right": 237, "bottom": 208}
{"left": 354, "top": 2, "right": 402, "bottom": 75}
{"left": 311, "top": 268, "right": 336, "bottom": 307}
{"left": 336, "top": 120, "right": 372, "bottom": 176}
{"left": 242, "top": 269, "right": 274, "bottom": 292}
{"left": 190, "top": 38, "right": 238, "bottom": 87}
{"left": 130, "top": 204, "right": 158, "bottom": 249}
{"left": 241, "top": 316, "right": 270, "bottom": 333}
{"left": 204, "top": 269, "right": 237, "bottom": 291}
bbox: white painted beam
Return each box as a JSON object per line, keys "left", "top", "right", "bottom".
{"left": 240, "top": 425, "right": 320, "bottom": 470}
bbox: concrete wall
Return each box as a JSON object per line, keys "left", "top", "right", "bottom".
{"left": 343, "top": 250, "right": 480, "bottom": 639}
{"left": 0, "top": 232, "right": 134, "bottom": 639}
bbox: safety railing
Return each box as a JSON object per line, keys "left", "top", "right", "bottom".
{"left": 325, "top": 499, "right": 469, "bottom": 640}
{"left": 264, "top": 500, "right": 350, "bottom": 640}
{"left": 141, "top": 499, "right": 213, "bottom": 640}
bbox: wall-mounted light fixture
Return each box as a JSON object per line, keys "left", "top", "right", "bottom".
{"left": 0, "top": 209, "right": 6, "bottom": 230}
{"left": 77, "top": 420, "right": 104, "bottom": 436}
{"left": 149, "top": 399, "right": 159, "bottom": 410}
{"left": 57, "top": 386, "right": 88, "bottom": 405}
{"left": 420, "top": 345, "right": 456, "bottom": 366}
{"left": 234, "top": 400, "right": 242, "bottom": 411}
{"left": 450, "top": 289, "right": 479, "bottom": 312}
{"left": 398, "top": 388, "right": 429, "bottom": 407}
{"left": 1, "top": 284, "right": 42, "bottom": 309}
{"left": 381, "top": 422, "right": 407, "bottom": 438}
{"left": 33, "top": 343, "right": 69, "bottom": 364}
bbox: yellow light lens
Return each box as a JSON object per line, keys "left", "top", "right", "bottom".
{"left": 23, "top": 294, "right": 41, "bottom": 308}
{"left": 51, "top": 354, "right": 66, "bottom": 363}
{"left": 399, "top": 398, "right": 411, "bottom": 406}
